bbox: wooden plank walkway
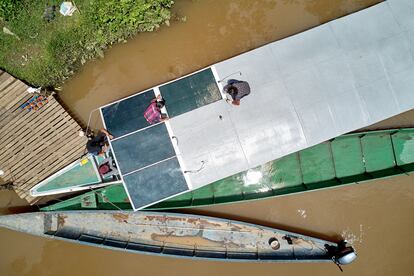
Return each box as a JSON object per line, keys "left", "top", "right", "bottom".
{"left": 0, "top": 70, "right": 86, "bottom": 204}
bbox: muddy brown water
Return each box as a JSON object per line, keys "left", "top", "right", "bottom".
{"left": 2, "top": 0, "right": 414, "bottom": 275}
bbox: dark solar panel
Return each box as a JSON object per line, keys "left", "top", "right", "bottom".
{"left": 111, "top": 123, "right": 175, "bottom": 174}
{"left": 123, "top": 157, "right": 189, "bottom": 209}
{"left": 159, "top": 68, "right": 221, "bottom": 117}
{"left": 101, "top": 68, "right": 222, "bottom": 209}
{"left": 102, "top": 90, "right": 155, "bottom": 137}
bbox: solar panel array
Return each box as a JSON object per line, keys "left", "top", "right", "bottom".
{"left": 100, "top": 68, "right": 221, "bottom": 210}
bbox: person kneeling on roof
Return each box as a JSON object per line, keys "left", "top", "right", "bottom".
{"left": 144, "top": 94, "right": 169, "bottom": 124}
{"left": 223, "top": 79, "right": 251, "bottom": 106}
{"left": 86, "top": 128, "right": 113, "bottom": 156}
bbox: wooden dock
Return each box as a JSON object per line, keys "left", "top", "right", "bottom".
{"left": 0, "top": 70, "right": 86, "bottom": 204}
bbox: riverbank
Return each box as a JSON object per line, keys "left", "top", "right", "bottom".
{"left": 0, "top": 0, "right": 173, "bottom": 87}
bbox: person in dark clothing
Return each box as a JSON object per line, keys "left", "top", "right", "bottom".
{"left": 86, "top": 129, "right": 113, "bottom": 156}
{"left": 223, "top": 79, "right": 251, "bottom": 106}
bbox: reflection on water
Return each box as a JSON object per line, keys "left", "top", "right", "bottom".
{"left": 4, "top": 0, "right": 414, "bottom": 275}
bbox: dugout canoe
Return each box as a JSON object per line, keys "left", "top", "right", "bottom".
{"left": 0, "top": 211, "right": 356, "bottom": 265}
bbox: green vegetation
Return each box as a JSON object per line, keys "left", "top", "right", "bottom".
{"left": 0, "top": 0, "right": 174, "bottom": 86}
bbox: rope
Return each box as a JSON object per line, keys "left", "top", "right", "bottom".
{"left": 217, "top": 71, "right": 242, "bottom": 83}
{"left": 85, "top": 108, "right": 99, "bottom": 138}
{"left": 184, "top": 160, "right": 207, "bottom": 174}
{"left": 89, "top": 187, "right": 123, "bottom": 211}
{"left": 79, "top": 108, "right": 100, "bottom": 159}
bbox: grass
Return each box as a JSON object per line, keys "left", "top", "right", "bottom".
{"left": 0, "top": 0, "right": 174, "bottom": 87}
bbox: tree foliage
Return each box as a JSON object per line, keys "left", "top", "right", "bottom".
{"left": 0, "top": 0, "right": 174, "bottom": 87}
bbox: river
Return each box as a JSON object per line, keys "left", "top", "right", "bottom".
{"left": 2, "top": 0, "right": 414, "bottom": 275}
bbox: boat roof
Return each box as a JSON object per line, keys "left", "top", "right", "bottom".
{"left": 100, "top": 0, "right": 414, "bottom": 210}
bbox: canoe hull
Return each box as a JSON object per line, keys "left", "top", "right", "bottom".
{"left": 0, "top": 211, "right": 343, "bottom": 263}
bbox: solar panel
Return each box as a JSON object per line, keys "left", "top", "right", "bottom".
{"left": 101, "top": 67, "right": 223, "bottom": 210}
{"left": 159, "top": 68, "right": 221, "bottom": 117}
{"left": 102, "top": 90, "right": 155, "bottom": 137}
{"left": 123, "top": 157, "right": 188, "bottom": 209}
{"left": 110, "top": 124, "right": 175, "bottom": 175}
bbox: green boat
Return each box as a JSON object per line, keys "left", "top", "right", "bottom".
{"left": 41, "top": 127, "right": 414, "bottom": 211}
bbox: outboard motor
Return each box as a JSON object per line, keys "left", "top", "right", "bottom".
{"left": 325, "top": 241, "right": 357, "bottom": 271}
{"left": 334, "top": 244, "right": 357, "bottom": 265}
